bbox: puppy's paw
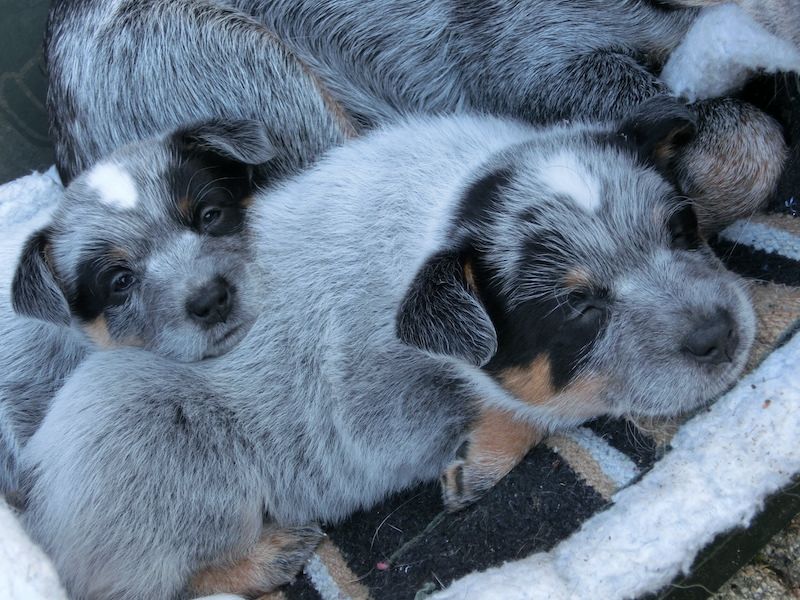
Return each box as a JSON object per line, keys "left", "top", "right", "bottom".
{"left": 440, "top": 457, "right": 493, "bottom": 513}
{"left": 440, "top": 408, "right": 545, "bottom": 512}
{"left": 190, "top": 523, "right": 324, "bottom": 598}
{"left": 267, "top": 524, "right": 325, "bottom": 586}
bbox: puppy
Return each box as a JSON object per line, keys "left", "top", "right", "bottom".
{"left": 46, "top": 0, "right": 788, "bottom": 232}
{"left": 21, "top": 99, "right": 755, "bottom": 599}
{"left": 0, "top": 120, "right": 273, "bottom": 495}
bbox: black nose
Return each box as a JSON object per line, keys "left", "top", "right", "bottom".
{"left": 186, "top": 277, "right": 234, "bottom": 326}
{"left": 682, "top": 309, "right": 738, "bottom": 365}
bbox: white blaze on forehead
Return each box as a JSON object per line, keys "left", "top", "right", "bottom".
{"left": 85, "top": 162, "right": 139, "bottom": 210}
{"left": 539, "top": 152, "right": 601, "bottom": 212}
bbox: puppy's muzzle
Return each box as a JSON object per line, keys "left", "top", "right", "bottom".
{"left": 186, "top": 277, "right": 235, "bottom": 326}
{"left": 681, "top": 307, "right": 738, "bottom": 366}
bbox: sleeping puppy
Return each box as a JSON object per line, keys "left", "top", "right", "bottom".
{"left": 0, "top": 120, "right": 274, "bottom": 495}
{"left": 21, "top": 98, "right": 755, "bottom": 599}
{"left": 47, "top": 0, "right": 788, "bottom": 232}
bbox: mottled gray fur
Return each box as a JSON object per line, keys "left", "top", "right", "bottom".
{"left": 22, "top": 109, "right": 755, "bottom": 599}
{"left": 47, "top": 0, "right": 788, "bottom": 231}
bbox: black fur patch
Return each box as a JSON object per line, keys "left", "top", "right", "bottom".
{"left": 477, "top": 237, "right": 609, "bottom": 389}
{"left": 455, "top": 169, "right": 513, "bottom": 229}
{"left": 166, "top": 141, "right": 252, "bottom": 235}
{"left": 70, "top": 244, "right": 132, "bottom": 321}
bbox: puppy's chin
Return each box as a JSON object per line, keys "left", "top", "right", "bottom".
{"left": 201, "top": 319, "right": 255, "bottom": 359}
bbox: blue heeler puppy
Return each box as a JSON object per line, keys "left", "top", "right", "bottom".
{"left": 0, "top": 120, "right": 275, "bottom": 495}
{"left": 46, "top": 0, "right": 788, "bottom": 232}
{"left": 21, "top": 99, "right": 755, "bottom": 599}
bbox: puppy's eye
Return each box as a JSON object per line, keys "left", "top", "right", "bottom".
{"left": 110, "top": 270, "right": 137, "bottom": 294}
{"left": 195, "top": 204, "right": 243, "bottom": 236}
{"left": 201, "top": 207, "right": 222, "bottom": 227}
{"left": 668, "top": 204, "right": 701, "bottom": 250}
{"left": 566, "top": 290, "right": 608, "bottom": 324}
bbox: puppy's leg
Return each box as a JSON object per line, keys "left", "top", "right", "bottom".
{"left": 674, "top": 98, "right": 787, "bottom": 234}
{"left": 536, "top": 52, "right": 786, "bottom": 233}
{"left": 189, "top": 524, "right": 323, "bottom": 598}
{"left": 441, "top": 407, "right": 544, "bottom": 512}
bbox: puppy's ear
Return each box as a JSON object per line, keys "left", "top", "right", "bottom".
{"left": 617, "top": 96, "right": 697, "bottom": 172}
{"left": 397, "top": 250, "right": 497, "bottom": 367}
{"left": 11, "top": 228, "right": 70, "bottom": 326}
{"left": 176, "top": 119, "right": 276, "bottom": 166}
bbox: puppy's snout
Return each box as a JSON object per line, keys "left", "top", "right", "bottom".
{"left": 186, "top": 277, "right": 234, "bottom": 326}
{"left": 682, "top": 308, "right": 737, "bottom": 366}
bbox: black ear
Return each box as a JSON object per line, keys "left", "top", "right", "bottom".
{"left": 617, "top": 96, "right": 697, "bottom": 172}
{"left": 11, "top": 228, "right": 71, "bottom": 326}
{"left": 396, "top": 250, "right": 497, "bottom": 367}
{"left": 175, "top": 119, "right": 276, "bottom": 166}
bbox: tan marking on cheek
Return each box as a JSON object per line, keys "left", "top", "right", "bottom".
{"left": 177, "top": 195, "right": 192, "bottom": 220}
{"left": 240, "top": 194, "right": 256, "bottom": 208}
{"left": 563, "top": 267, "right": 592, "bottom": 290}
{"left": 499, "top": 356, "right": 554, "bottom": 406}
{"left": 81, "top": 316, "right": 144, "bottom": 350}
{"left": 556, "top": 375, "right": 610, "bottom": 420}
{"left": 501, "top": 358, "right": 609, "bottom": 421}
{"left": 82, "top": 316, "right": 115, "bottom": 348}
{"left": 463, "top": 258, "right": 478, "bottom": 291}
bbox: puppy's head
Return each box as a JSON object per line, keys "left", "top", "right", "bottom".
{"left": 12, "top": 119, "right": 274, "bottom": 361}
{"left": 398, "top": 97, "right": 755, "bottom": 421}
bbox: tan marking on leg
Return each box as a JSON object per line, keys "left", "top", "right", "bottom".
{"left": 190, "top": 524, "right": 323, "bottom": 597}
{"left": 314, "top": 539, "right": 371, "bottom": 600}
{"left": 442, "top": 407, "right": 544, "bottom": 511}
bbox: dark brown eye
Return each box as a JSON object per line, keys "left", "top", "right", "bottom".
{"left": 201, "top": 207, "right": 222, "bottom": 226}
{"left": 566, "top": 289, "right": 608, "bottom": 323}
{"left": 110, "top": 270, "right": 137, "bottom": 294}
{"left": 195, "top": 204, "right": 243, "bottom": 236}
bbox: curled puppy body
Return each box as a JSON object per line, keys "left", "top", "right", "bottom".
{"left": 48, "top": 0, "right": 788, "bottom": 231}
{"left": 45, "top": 0, "right": 354, "bottom": 185}
{"left": 21, "top": 101, "right": 755, "bottom": 599}
{"left": 0, "top": 120, "right": 273, "bottom": 496}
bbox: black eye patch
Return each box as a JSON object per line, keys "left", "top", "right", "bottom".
{"left": 475, "top": 252, "right": 610, "bottom": 390}
{"left": 168, "top": 148, "right": 252, "bottom": 235}
{"left": 70, "top": 249, "right": 136, "bottom": 321}
{"left": 667, "top": 203, "right": 701, "bottom": 251}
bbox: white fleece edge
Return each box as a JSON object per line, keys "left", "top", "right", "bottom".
{"left": 662, "top": 3, "right": 800, "bottom": 101}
